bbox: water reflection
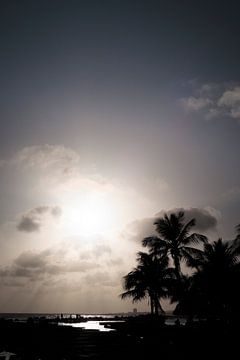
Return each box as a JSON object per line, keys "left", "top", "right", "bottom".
{"left": 59, "top": 320, "right": 121, "bottom": 332}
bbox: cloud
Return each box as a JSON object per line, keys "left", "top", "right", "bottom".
{"left": 14, "top": 249, "right": 50, "bottom": 269}
{"left": 14, "top": 144, "right": 80, "bottom": 172}
{"left": 17, "top": 216, "right": 40, "bottom": 233}
{"left": 181, "top": 96, "right": 212, "bottom": 112}
{"left": 217, "top": 86, "right": 240, "bottom": 119}
{"left": 124, "top": 217, "right": 157, "bottom": 243}
{"left": 181, "top": 83, "right": 240, "bottom": 121}
{"left": 198, "top": 83, "right": 217, "bottom": 94}
{"left": 7, "top": 144, "right": 115, "bottom": 194}
{"left": 92, "top": 244, "right": 112, "bottom": 257}
{"left": 230, "top": 107, "right": 240, "bottom": 119}
{"left": 17, "top": 206, "right": 62, "bottom": 233}
{"left": 218, "top": 87, "right": 240, "bottom": 107}
{"left": 126, "top": 206, "right": 220, "bottom": 243}
{"left": 155, "top": 207, "right": 220, "bottom": 232}
{"left": 0, "top": 232, "right": 130, "bottom": 291}
{"left": 205, "top": 108, "right": 221, "bottom": 120}
{"left": 0, "top": 246, "right": 99, "bottom": 282}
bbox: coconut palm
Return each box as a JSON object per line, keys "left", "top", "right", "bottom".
{"left": 143, "top": 211, "right": 207, "bottom": 280}
{"left": 176, "top": 238, "right": 240, "bottom": 318}
{"left": 121, "top": 252, "right": 175, "bottom": 315}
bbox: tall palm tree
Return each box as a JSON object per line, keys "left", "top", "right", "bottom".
{"left": 143, "top": 211, "right": 207, "bottom": 280}
{"left": 121, "top": 252, "right": 175, "bottom": 315}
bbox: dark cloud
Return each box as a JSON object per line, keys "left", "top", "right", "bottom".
{"left": 127, "top": 207, "right": 219, "bottom": 243}
{"left": 0, "top": 241, "right": 101, "bottom": 282}
{"left": 17, "top": 216, "right": 40, "bottom": 232}
{"left": 17, "top": 206, "right": 62, "bottom": 233}
{"left": 14, "top": 250, "right": 50, "bottom": 269}
{"left": 155, "top": 207, "right": 219, "bottom": 232}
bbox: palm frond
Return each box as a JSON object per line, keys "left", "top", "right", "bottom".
{"left": 154, "top": 213, "right": 184, "bottom": 241}
{"left": 120, "top": 289, "right": 147, "bottom": 302}
{"left": 183, "top": 233, "right": 208, "bottom": 245}
{"left": 142, "top": 236, "right": 160, "bottom": 247}
{"left": 180, "top": 247, "right": 204, "bottom": 268}
{"left": 177, "top": 218, "right": 196, "bottom": 244}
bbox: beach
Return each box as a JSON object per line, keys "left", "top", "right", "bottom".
{"left": 0, "top": 315, "right": 238, "bottom": 359}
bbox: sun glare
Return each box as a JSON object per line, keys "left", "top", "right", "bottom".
{"left": 60, "top": 191, "right": 117, "bottom": 236}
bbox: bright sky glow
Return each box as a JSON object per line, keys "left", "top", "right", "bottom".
{"left": 60, "top": 192, "right": 117, "bottom": 236}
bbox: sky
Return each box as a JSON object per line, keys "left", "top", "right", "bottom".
{"left": 0, "top": 0, "right": 240, "bottom": 313}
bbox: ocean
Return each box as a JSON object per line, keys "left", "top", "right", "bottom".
{"left": 0, "top": 312, "right": 186, "bottom": 331}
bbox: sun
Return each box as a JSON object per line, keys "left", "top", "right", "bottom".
{"left": 54, "top": 176, "right": 153, "bottom": 238}
{"left": 60, "top": 191, "right": 117, "bottom": 236}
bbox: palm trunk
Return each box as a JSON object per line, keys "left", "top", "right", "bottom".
{"left": 173, "top": 255, "right": 182, "bottom": 281}
{"left": 154, "top": 296, "right": 159, "bottom": 316}
{"left": 150, "top": 296, "right": 154, "bottom": 315}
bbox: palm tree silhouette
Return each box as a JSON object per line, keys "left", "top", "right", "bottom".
{"left": 143, "top": 211, "right": 207, "bottom": 280}
{"left": 121, "top": 252, "right": 175, "bottom": 315}
{"left": 176, "top": 238, "right": 240, "bottom": 318}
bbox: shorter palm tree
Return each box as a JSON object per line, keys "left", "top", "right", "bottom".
{"left": 176, "top": 238, "right": 240, "bottom": 318}
{"left": 121, "top": 252, "right": 175, "bottom": 315}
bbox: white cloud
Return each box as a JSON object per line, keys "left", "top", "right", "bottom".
{"left": 217, "top": 87, "right": 240, "bottom": 120}
{"left": 14, "top": 144, "right": 80, "bottom": 171}
{"left": 218, "top": 87, "right": 240, "bottom": 107}
{"left": 181, "top": 83, "right": 240, "bottom": 121}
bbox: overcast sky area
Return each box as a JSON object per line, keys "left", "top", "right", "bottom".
{"left": 0, "top": 0, "right": 240, "bottom": 313}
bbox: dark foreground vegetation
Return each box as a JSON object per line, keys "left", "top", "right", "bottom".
{"left": 0, "top": 315, "right": 239, "bottom": 360}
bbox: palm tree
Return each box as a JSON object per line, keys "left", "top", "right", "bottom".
{"left": 121, "top": 252, "right": 175, "bottom": 315}
{"left": 143, "top": 211, "right": 207, "bottom": 281}
{"left": 176, "top": 238, "right": 240, "bottom": 318}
